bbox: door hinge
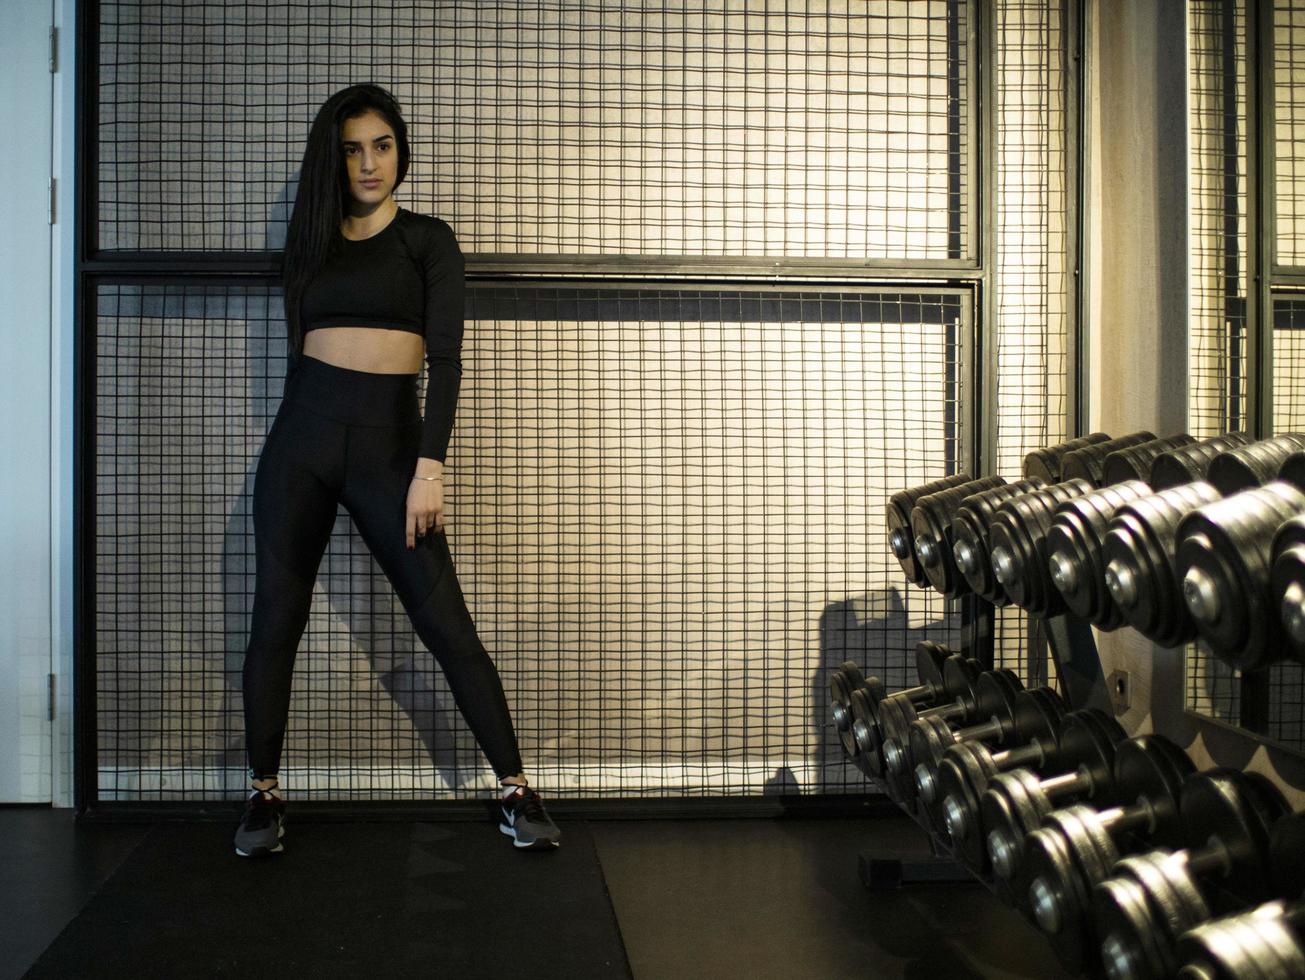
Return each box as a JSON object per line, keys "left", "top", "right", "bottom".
{"left": 49, "top": 178, "right": 56, "bottom": 225}
{"left": 48, "top": 673, "right": 56, "bottom": 722}
{"left": 49, "top": 26, "right": 57, "bottom": 73}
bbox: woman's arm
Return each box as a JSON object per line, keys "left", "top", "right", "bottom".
{"left": 406, "top": 217, "right": 465, "bottom": 548}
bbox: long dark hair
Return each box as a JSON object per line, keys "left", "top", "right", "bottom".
{"left": 281, "top": 84, "right": 411, "bottom": 357}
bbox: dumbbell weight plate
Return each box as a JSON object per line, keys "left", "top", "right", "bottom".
{"left": 858, "top": 640, "right": 957, "bottom": 755}
{"left": 982, "top": 710, "right": 1127, "bottom": 908}
{"left": 988, "top": 479, "right": 1096, "bottom": 616}
{"left": 878, "top": 656, "right": 984, "bottom": 805}
{"left": 1149, "top": 432, "right": 1253, "bottom": 491}
{"left": 909, "top": 669, "right": 1025, "bottom": 833}
{"left": 1178, "top": 770, "right": 1287, "bottom": 907}
{"left": 1024, "top": 736, "right": 1195, "bottom": 973}
{"left": 1027, "top": 804, "right": 1123, "bottom": 972}
{"left": 1023, "top": 433, "right": 1112, "bottom": 484}
{"left": 1177, "top": 482, "right": 1305, "bottom": 669}
{"left": 1095, "top": 770, "right": 1289, "bottom": 980}
{"left": 1175, "top": 900, "right": 1305, "bottom": 980}
{"left": 950, "top": 479, "right": 1045, "bottom": 606}
{"left": 1096, "top": 849, "right": 1213, "bottom": 980}
{"left": 887, "top": 474, "right": 977, "bottom": 586}
{"left": 1102, "top": 481, "right": 1224, "bottom": 647}
{"left": 912, "top": 477, "right": 1007, "bottom": 596}
{"left": 1206, "top": 434, "right": 1305, "bottom": 496}
{"left": 1271, "top": 515, "right": 1305, "bottom": 660}
{"left": 839, "top": 675, "right": 887, "bottom": 763}
{"left": 1100, "top": 434, "right": 1195, "bottom": 486}
{"left": 931, "top": 687, "right": 1068, "bottom": 866}
{"left": 1062, "top": 431, "right": 1158, "bottom": 488}
{"left": 849, "top": 689, "right": 885, "bottom": 777}
{"left": 1046, "top": 480, "right": 1155, "bottom": 628}
{"left": 829, "top": 661, "right": 866, "bottom": 732}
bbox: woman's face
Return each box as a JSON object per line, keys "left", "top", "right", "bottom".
{"left": 340, "top": 109, "right": 398, "bottom": 209}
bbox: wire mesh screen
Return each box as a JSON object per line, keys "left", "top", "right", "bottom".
{"left": 1186, "top": 3, "right": 1305, "bottom": 748}
{"left": 1190, "top": 0, "right": 1249, "bottom": 438}
{"left": 94, "top": 283, "right": 967, "bottom": 799}
{"left": 1278, "top": 0, "right": 1305, "bottom": 267}
{"left": 981, "top": 0, "right": 1072, "bottom": 686}
{"left": 991, "top": 0, "right": 1069, "bottom": 482}
{"left": 97, "top": 0, "right": 970, "bottom": 260}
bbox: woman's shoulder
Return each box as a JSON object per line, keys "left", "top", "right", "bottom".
{"left": 398, "top": 207, "right": 460, "bottom": 251}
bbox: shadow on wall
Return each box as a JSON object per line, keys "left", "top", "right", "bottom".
{"left": 216, "top": 191, "right": 460, "bottom": 793}
{"left": 765, "top": 587, "right": 949, "bottom": 795}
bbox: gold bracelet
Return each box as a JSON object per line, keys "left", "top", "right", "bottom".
{"left": 413, "top": 474, "right": 443, "bottom": 481}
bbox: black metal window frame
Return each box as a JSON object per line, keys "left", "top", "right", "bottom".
{"left": 71, "top": 0, "right": 1083, "bottom": 814}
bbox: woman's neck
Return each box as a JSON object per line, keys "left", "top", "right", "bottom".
{"left": 341, "top": 198, "right": 398, "bottom": 240}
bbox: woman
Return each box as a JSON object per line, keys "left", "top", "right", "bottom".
{"left": 235, "top": 83, "right": 559, "bottom": 856}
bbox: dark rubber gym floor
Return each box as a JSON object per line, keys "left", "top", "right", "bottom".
{"left": 3, "top": 804, "right": 1075, "bottom": 979}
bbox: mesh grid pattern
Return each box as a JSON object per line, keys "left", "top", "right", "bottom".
{"left": 992, "top": 0, "right": 1069, "bottom": 481}
{"left": 1190, "top": 0, "right": 1249, "bottom": 438}
{"left": 86, "top": 0, "right": 1075, "bottom": 803}
{"left": 94, "top": 283, "right": 966, "bottom": 799}
{"left": 97, "top": 0, "right": 970, "bottom": 260}
{"left": 1277, "top": 0, "right": 1305, "bottom": 266}
{"left": 1273, "top": 295, "right": 1305, "bottom": 428}
{"left": 1187, "top": 2, "right": 1305, "bottom": 747}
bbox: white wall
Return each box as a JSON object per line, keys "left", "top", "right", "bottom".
{"left": 0, "top": 0, "right": 75, "bottom": 805}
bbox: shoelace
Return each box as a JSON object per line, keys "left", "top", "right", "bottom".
{"left": 243, "top": 791, "right": 283, "bottom": 830}
{"left": 514, "top": 788, "right": 549, "bottom": 822}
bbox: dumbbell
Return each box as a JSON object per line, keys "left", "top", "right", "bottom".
{"left": 911, "top": 476, "right": 1007, "bottom": 596}
{"left": 950, "top": 479, "right": 1045, "bottom": 605}
{"left": 876, "top": 657, "right": 988, "bottom": 806}
{"left": 987, "top": 479, "right": 1096, "bottom": 616}
{"left": 844, "top": 641, "right": 955, "bottom": 778}
{"left": 1046, "top": 480, "right": 1158, "bottom": 629}
{"left": 887, "top": 474, "right": 978, "bottom": 586}
{"left": 1148, "top": 432, "right": 1252, "bottom": 491}
{"left": 1175, "top": 899, "right": 1305, "bottom": 980}
{"left": 1093, "top": 769, "right": 1290, "bottom": 980}
{"left": 1281, "top": 450, "right": 1305, "bottom": 492}
{"left": 911, "top": 684, "right": 1065, "bottom": 838}
{"left": 1102, "top": 481, "right": 1224, "bottom": 647}
{"left": 829, "top": 661, "right": 887, "bottom": 764}
{"left": 1206, "top": 434, "right": 1305, "bottom": 496}
{"left": 1061, "top": 431, "right": 1158, "bottom": 487}
{"left": 934, "top": 703, "right": 1095, "bottom": 873}
{"left": 1023, "top": 735, "right": 1194, "bottom": 974}
{"left": 1272, "top": 513, "right": 1305, "bottom": 661}
{"left": 980, "top": 710, "right": 1128, "bottom": 909}
{"left": 1178, "top": 481, "right": 1305, "bottom": 670}
{"left": 1024, "top": 432, "right": 1113, "bottom": 484}
{"left": 1100, "top": 434, "right": 1196, "bottom": 485}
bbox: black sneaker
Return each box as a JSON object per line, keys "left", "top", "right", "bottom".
{"left": 234, "top": 789, "right": 286, "bottom": 857}
{"left": 499, "top": 786, "right": 561, "bottom": 850}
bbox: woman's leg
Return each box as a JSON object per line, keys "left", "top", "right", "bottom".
{"left": 242, "top": 401, "right": 346, "bottom": 782}
{"left": 340, "top": 423, "right": 525, "bottom": 782}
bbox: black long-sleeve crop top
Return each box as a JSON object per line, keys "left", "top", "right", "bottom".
{"left": 295, "top": 206, "right": 465, "bottom": 463}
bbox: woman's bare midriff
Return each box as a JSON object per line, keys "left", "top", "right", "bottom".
{"left": 302, "top": 326, "right": 424, "bottom": 374}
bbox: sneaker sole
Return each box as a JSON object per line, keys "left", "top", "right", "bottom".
{"left": 498, "top": 822, "right": 561, "bottom": 850}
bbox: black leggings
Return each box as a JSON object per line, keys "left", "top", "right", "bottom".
{"left": 242, "top": 354, "right": 524, "bottom": 781}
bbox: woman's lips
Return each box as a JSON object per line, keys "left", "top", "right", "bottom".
{"left": 361, "top": 180, "right": 380, "bottom": 188}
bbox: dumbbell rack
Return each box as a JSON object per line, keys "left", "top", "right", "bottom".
{"left": 857, "top": 592, "right": 1111, "bottom": 890}
{"left": 847, "top": 431, "right": 1305, "bottom": 976}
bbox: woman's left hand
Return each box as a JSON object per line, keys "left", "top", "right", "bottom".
{"left": 406, "top": 476, "right": 445, "bottom": 549}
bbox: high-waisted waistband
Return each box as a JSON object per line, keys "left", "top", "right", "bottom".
{"left": 284, "top": 354, "right": 420, "bottom": 427}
